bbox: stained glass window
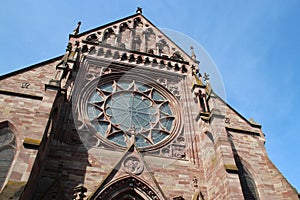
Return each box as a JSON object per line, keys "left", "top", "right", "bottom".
{"left": 0, "top": 128, "right": 15, "bottom": 189}
{"left": 86, "top": 80, "right": 176, "bottom": 149}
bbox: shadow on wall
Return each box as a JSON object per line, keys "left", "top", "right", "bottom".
{"left": 227, "top": 133, "right": 260, "bottom": 200}
{"left": 28, "top": 99, "right": 90, "bottom": 200}
{"left": 0, "top": 123, "right": 20, "bottom": 199}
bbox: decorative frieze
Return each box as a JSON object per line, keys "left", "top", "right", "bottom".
{"left": 80, "top": 43, "right": 189, "bottom": 74}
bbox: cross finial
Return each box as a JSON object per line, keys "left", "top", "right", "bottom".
{"left": 136, "top": 7, "right": 142, "bottom": 14}
{"left": 204, "top": 72, "right": 210, "bottom": 81}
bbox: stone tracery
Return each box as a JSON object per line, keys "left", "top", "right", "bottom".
{"left": 83, "top": 76, "right": 180, "bottom": 151}
{"left": 83, "top": 17, "right": 186, "bottom": 61}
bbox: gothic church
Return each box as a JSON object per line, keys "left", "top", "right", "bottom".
{"left": 0, "top": 8, "right": 298, "bottom": 200}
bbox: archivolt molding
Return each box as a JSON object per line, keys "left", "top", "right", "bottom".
{"left": 92, "top": 176, "right": 162, "bottom": 200}
{"left": 88, "top": 143, "right": 166, "bottom": 200}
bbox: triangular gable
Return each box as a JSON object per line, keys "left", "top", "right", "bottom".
{"left": 0, "top": 56, "right": 62, "bottom": 98}
{"left": 0, "top": 56, "right": 62, "bottom": 80}
{"left": 209, "top": 91, "right": 262, "bottom": 133}
{"left": 71, "top": 12, "right": 196, "bottom": 65}
{"left": 88, "top": 143, "right": 166, "bottom": 199}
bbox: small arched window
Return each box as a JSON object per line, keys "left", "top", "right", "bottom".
{"left": 238, "top": 163, "right": 260, "bottom": 200}
{"left": 0, "top": 127, "right": 15, "bottom": 189}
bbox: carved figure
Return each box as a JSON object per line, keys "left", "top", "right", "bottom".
{"left": 118, "top": 23, "right": 131, "bottom": 49}
{"left": 123, "top": 156, "right": 144, "bottom": 175}
{"left": 145, "top": 28, "right": 157, "bottom": 54}
{"left": 132, "top": 18, "right": 144, "bottom": 51}
{"left": 103, "top": 28, "right": 117, "bottom": 46}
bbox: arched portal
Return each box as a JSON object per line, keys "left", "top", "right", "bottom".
{"left": 111, "top": 188, "right": 145, "bottom": 200}
{"left": 91, "top": 177, "right": 161, "bottom": 200}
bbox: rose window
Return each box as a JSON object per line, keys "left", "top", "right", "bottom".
{"left": 86, "top": 79, "right": 176, "bottom": 149}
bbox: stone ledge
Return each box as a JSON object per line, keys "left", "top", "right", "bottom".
{"left": 0, "top": 89, "right": 43, "bottom": 101}
{"left": 224, "top": 164, "right": 238, "bottom": 174}
{"left": 45, "top": 79, "right": 61, "bottom": 90}
{"left": 226, "top": 127, "right": 261, "bottom": 137}
{"left": 196, "top": 111, "right": 210, "bottom": 121}
{"left": 23, "top": 137, "right": 41, "bottom": 149}
{"left": 0, "top": 180, "right": 27, "bottom": 200}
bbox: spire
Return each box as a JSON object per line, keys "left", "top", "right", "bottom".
{"left": 136, "top": 7, "right": 142, "bottom": 14}
{"left": 72, "top": 21, "right": 81, "bottom": 35}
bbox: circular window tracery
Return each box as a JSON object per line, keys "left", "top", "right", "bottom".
{"left": 83, "top": 75, "right": 180, "bottom": 150}
{"left": 105, "top": 91, "right": 157, "bottom": 133}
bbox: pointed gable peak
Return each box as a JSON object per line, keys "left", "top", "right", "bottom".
{"left": 136, "top": 7, "right": 143, "bottom": 14}
{"left": 71, "top": 9, "right": 195, "bottom": 64}
{"left": 88, "top": 143, "right": 166, "bottom": 199}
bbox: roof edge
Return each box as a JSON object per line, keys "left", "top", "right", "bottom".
{"left": 70, "top": 13, "right": 140, "bottom": 39}
{"left": 0, "top": 55, "right": 63, "bottom": 80}
{"left": 69, "top": 13, "right": 196, "bottom": 63}
{"left": 211, "top": 90, "right": 262, "bottom": 129}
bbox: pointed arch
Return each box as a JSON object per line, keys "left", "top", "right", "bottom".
{"left": 239, "top": 157, "right": 266, "bottom": 200}
{"left": 103, "top": 28, "right": 117, "bottom": 46}
{"left": 90, "top": 176, "right": 161, "bottom": 200}
{"left": 145, "top": 28, "right": 157, "bottom": 54}
{"left": 238, "top": 162, "right": 260, "bottom": 200}
{"left": 118, "top": 22, "right": 132, "bottom": 49}
{"left": 0, "top": 123, "right": 16, "bottom": 190}
{"left": 158, "top": 39, "right": 170, "bottom": 56}
{"left": 227, "top": 133, "right": 260, "bottom": 200}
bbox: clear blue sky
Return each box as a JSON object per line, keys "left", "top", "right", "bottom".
{"left": 0, "top": 0, "right": 299, "bottom": 192}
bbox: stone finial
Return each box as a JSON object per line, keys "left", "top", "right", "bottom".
{"left": 136, "top": 7, "right": 142, "bottom": 14}
{"left": 190, "top": 46, "right": 196, "bottom": 60}
{"left": 192, "top": 65, "right": 204, "bottom": 86}
{"left": 204, "top": 72, "right": 212, "bottom": 96}
{"left": 249, "top": 118, "right": 259, "bottom": 125}
{"left": 73, "top": 21, "right": 81, "bottom": 35}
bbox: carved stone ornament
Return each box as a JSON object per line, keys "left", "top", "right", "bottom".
{"left": 122, "top": 156, "right": 144, "bottom": 175}
{"left": 79, "top": 73, "right": 182, "bottom": 151}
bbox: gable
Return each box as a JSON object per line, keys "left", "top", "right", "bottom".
{"left": 0, "top": 56, "right": 61, "bottom": 98}
{"left": 89, "top": 143, "right": 166, "bottom": 199}
{"left": 71, "top": 13, "right": 196, "bottom": 65}
{"left": 210, "top": 92, "right": 262, "bottom": 134}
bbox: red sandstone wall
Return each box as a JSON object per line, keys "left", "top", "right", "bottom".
{"left": 0, "top": 60, "right": 59, "bottom": 199}
{"left": 0, "top": 59, "right": 58, "bottom": 97}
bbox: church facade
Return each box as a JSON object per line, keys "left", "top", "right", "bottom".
{"left": 0, "top": 9, "right": 298, "bottom": 200}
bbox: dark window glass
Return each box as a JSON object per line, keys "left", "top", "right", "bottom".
{"left": 0, "top": 128, "right": 15, "bottom": 189}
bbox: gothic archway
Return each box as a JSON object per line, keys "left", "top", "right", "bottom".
{"left": 91, "top": 177, "right": 161, "bottom": 200}
{"left": 111, "top": 188, "right": 146, "bottom": 200}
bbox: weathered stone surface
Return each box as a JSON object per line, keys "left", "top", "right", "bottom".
{"left": 0, "top": 11, "right": 298, "bottom": 200}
